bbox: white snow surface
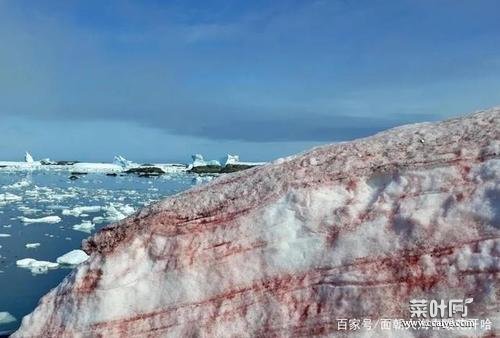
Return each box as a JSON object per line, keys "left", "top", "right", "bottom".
{"left": 12, "top": 108, "right": 500, "bottom": 337}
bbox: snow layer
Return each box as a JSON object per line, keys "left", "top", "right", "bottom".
{"left": 13, "top": 108, "right": 500, "bottom": 337}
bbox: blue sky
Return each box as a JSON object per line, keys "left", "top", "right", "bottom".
{"left": 0, "top": 0, "right": 499, "bottom": 162}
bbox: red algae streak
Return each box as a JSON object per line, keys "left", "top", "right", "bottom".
{"left": 13, "top": 108, "right": 500, "bottom": 337}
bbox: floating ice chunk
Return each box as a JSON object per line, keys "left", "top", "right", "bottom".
{"left": 102, "top": 204, "right": 135, "bottom": 222}
{"left": 0, "top": 312, "right": 16, "bottom": 324}
{"left": 16, "top": 258, "right": 59, "bottom": 274}
{"left": 21, "top": 216, "right": 62, "bottom": 224}
{"left": 56, "top": 250, "right": 89, "bottom": 266}
{"left": 72, "top": 220, "right": 95, "bottom": 233}
{"left": 25, "top": 243, "right": 41, "bottom": 249}
{"left": 0, "top": 192, "right": 22, "bottom": 204}
{"left": 0, "top": 234, "right": 11, "bottom": 237}
{"left": 62, "top": 206, "right": 101, "bottom": 217}
{"left": 2, "top": 179, "right": 30, "bottom": 190}
{"left": 92, "top": 216, "right": 105, "bottom": 224}
{"left": 25, "top": 151, "right": 34, "bottom": 163}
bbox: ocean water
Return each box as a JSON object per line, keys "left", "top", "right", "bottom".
{"left": 0, "top": 170, "right": 197, "bottom": 334}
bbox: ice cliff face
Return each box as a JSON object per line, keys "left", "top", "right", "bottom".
{"left": 14, "top": 108, "right": 500, "bottom": 337}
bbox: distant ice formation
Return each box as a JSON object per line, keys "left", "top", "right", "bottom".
{"left": 113, "top": 155, "right": 135, "bottom": 169}
{"left": 24, "top": 152, "right": 34, "bottom": 163}
{"left": 220, "top": 154, "right": 239, "bottom": 166}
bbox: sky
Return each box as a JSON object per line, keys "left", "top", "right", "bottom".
{"left": 0, "top": 0, "right": 499, "bottom": 163}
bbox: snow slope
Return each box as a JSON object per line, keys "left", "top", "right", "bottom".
{"left": 13, "top": 107, "right": 500, "bottom": 337}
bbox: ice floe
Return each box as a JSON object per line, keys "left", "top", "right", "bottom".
{"left": 0, "top": 312, "right": 16, "bottom": 325}
{"left": 0, "top": 192, "right": 22, "bottom": 205}
{"left": 16, "top": 258, "right": 59, "bottom": 274}
{"left": 62, "top": 206, "right": 101, "bottom": 217}
{"left": 72, "top": 220, "right": 95, "bottom": 233}
{"left": 2, "top": 179, "right": 30, "bottom": 190}
{"left": 56, "top": 250, "right": 89, "bottom": 266}
{"left": 0, "top": 234, "right": 11, "bottom": 238}
{"left": 25, "top": 243, "right": 41, "bottom": 249}
{"left": 21, "top": 216, "right": 62, "bottom": 224}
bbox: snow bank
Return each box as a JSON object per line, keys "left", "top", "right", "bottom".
{"left": 56, "top": 250, "right": 89, "bottom": 266}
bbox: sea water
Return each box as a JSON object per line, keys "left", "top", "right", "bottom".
{"left": 0, "top": 170, "right": 197, "bottom": 333}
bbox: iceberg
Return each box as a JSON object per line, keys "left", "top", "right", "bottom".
{"left": 190, "top": 153, "right": 206, "bottom": 167}
{"left": 25, "top": 152, "right": 34, "bottom": 163}
{"left": 220, "top": 154, "right": 239, "bottom": 166}
{"left": 56, "top": 250, "right": 89, "bottom": 266}
{"left": 113, "top": 155, "right": 136, "bottom": 169}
